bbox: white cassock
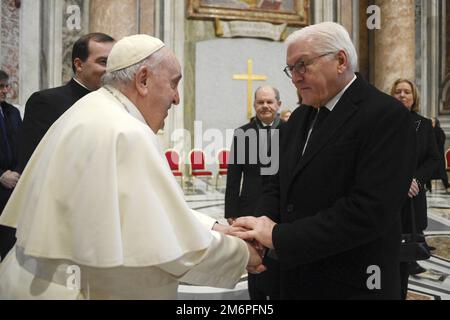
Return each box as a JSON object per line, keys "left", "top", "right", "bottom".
{"left": 0, "top": 86, "right": 249, "bottom": 300}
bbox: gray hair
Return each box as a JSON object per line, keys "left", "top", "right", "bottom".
{"left": 286, "top": 22, "right": 358, "bottom": 72}
{"left": 101, "top": 47, "right": 167, "bottom": 86}
{"left": 254, "top": 86, "right": 281, "bottom": 102}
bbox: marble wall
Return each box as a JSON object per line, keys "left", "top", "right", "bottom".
{"left": 1, "top": 0, "right": 20, "bottom": 103}
{"left": 443, "top": 2, "right": 450, "bottom": 114}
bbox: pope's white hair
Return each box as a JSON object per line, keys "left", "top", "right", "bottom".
{"left": 285, "top": 22, "right": 358, "bottom": 72}
{"left": 102, "top": 47, "right": 167, "bottom": 86}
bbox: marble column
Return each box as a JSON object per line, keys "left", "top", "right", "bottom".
{"left": 374, "top": 0, "right": 415, "bottom": 94}
{"left": 139, "top": 0, "right": 155, "bottom": 36}
{"left": 89, "top": 0, "right": 155, "bottom": 41}
{"left": 90, "top": 0, "right": 137, "bottom": 40}
{"left": 338, "top": 0, "right": 354, "bottom": 37}
{"left": 19, "top": 0, "right": 41, "bottom": 107}
{"left": 313, "top": 0, "right": 336, "bottom": 23}
{"left": 358, "top": 0, "right": 370, "bottom": 80}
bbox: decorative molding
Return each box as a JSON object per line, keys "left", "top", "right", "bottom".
{"left": 187, "top": 0, "right": 310, "bottom": 27}
{"left": 215, "top": 19, "right": 287, "bottom": 41}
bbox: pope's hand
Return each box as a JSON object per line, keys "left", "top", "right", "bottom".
{"left": 226, "top": 218, "right": 236, "bottom": 226}
{"left": 232, "top": 216, "right": 276, "bottom": 250}
{"left": 212, "top": 222, "right": 249, "bottom": 235}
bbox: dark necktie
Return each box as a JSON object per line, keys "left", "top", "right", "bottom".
{"left": 265, "top": 125, "right": 272, "bottom": 156}
{"left": 0, "top": 106, "right": 12, "bottom": 166}
{"left": 301, "top": 107, "right": 330, "bottom": 156}
{"left": 313, "top": 107, "right": 330, "bottom": 132}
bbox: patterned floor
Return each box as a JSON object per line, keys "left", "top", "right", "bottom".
{"left": 179, "top": 178, "right": 450, "bottom": 300}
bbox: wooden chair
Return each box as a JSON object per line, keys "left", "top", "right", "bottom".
{"left": 446, "top": 149, "right": 450, "bottom": 180}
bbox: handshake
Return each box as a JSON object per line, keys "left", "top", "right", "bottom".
{"left": 213, "top": 216, "right": 277, "bottom": 275}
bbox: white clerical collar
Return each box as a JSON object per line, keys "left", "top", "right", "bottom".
{"left": 323, "top": 75, "right": 357, "bottom": 112}
{"left": 103, "top": 85, "right": 147, "bottom": 125}
{"left": 72, "top": 78, "right": 91, "bottom": 91}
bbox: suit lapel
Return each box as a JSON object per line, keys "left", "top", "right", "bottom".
{"left": 285, "top": 106, "right": 314, "bottom": 187}
{"left": 287, "top": 75, "right": 367, "bottom": 191}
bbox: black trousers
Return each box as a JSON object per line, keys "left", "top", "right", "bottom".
{"left": 0, "top": 225, "right": 15, "bottom": 260}
{"left": 399, "top": 262, "right": 409, "bottom": 300}
{"left": 248, "top": 257, "right": 280, "bottom": 300}
{"left": 0, "top": 187, "right": 16, "bottom": 261}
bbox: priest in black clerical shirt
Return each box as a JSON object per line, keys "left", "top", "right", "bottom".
{"left": 17, "top": 32, "right": 115, "bottom": 173}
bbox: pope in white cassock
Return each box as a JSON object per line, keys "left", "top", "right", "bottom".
{"left": 0, "top": 35, "right": 264, "bottom": 299}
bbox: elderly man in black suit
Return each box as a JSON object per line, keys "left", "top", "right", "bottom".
{"left": 233, "top": 22, "right": 417, "bottom": 299}
{"left": 225, "top": 85, "right": 284, "bottom": 300}
{"left": 17, "top": 32, "right": 115, "bottom": 173}
{"left": 0, "top": 70, "right": 22, "bottom": 261}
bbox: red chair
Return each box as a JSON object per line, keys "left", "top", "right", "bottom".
{"left": 188, "top": 149, "right": 213, "bottom": 191}
{"left": 216, "top": 149, "right": 230, "bottom": 189}
{"left": 446, "top": 149, "right": 450, "bottom": 171}
{"left": 165, "top": 149, "right": 184, "bottom": 188}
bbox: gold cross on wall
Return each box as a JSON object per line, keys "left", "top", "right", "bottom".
{"left": 233, "top": 59, "right": 267, "bottom": 120}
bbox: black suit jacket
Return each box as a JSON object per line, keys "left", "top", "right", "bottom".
{"left": 401, "top": 113, "right": 439, "bottom": 233}
{"left": 17, "top": 79, "right": 90, "bottom": 173}
{"left": 0, "top": 102, "right": 22, "bottom": 211}
{"left": 225, "top": 117, "right": 284, "bottom": 297}
{"left": 432, "top": 125, "right": 447, "bottom": 180}
{"left": 225, "top": 118, "right": 284, "bottom": 218}
{"left": 257, "top": 75, "right": 417, "bottom": 299}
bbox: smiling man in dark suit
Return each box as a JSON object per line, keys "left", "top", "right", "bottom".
{"left": 225, "top": 85, "right": 284, "bottom": 300}
{"left": 234, "top": 22, "right": 417, "bottom": 299}
{"left": 17, "top": 33, "right": 115, "bottom": 173}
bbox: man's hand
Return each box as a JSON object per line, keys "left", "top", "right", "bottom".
{"left": 0, "top": 170, "right": 20, "bottom": 189}
{"left": 246, "top": 241, "right": 267, "bottom": 274}
{"left": 231, "top": 216, "right": 276, "bottom": 249}
{"left": 408, "top": 179, "right": 420, "bottom": 198}
{"left": 213, "top": 222, "right": 267, "bottom": 274}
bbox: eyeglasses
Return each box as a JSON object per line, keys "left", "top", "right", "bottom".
{"left": 0, "top": 83, "right": 10, "bottom": 90}
{"left": 283, "top": 52, "right": 336, "bottom": 78}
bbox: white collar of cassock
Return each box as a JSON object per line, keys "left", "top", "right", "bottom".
{"left": 73, "top": 77, "right": 91, "bottom": 91}
{"left": 103, "top": 85, "right": 147, "bottom": 125}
